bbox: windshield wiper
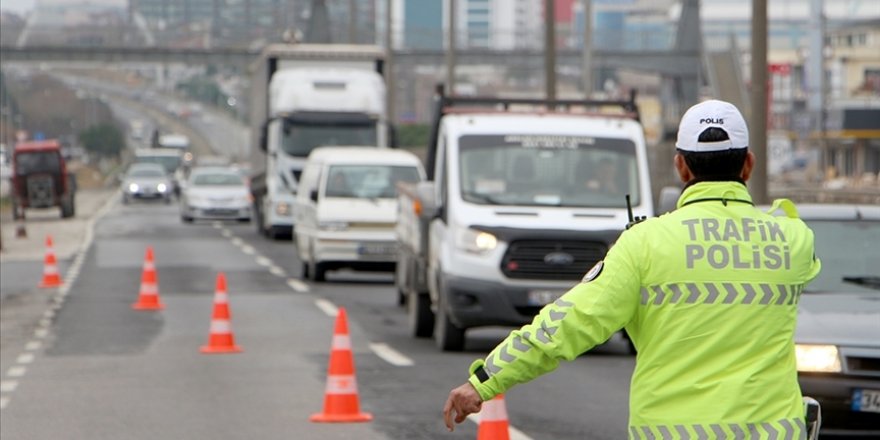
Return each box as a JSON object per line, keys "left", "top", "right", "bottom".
{"left": 462, "top": 191, "right": 504, "bottom": 205}
{"left": 842, "top": 276, "right": 880, "bottom": 290}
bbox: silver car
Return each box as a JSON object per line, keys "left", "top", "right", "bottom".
{"left": 180, "top": 167, "right": 251, "bottom": 223}
{"left": 121, "top": 163, "right": 173, "bottom": 204}
{"left": 785, "top": 204, "right": 880, "bottom": 436}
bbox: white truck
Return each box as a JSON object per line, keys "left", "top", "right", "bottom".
{"left": 396, "top": 89, "right": 658, "bottom": 351}
{"left": 249, "top": 44, "right": 391, "bottom": 239}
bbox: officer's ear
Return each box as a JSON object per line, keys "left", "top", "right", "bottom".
{"left": 674, "top": 153, "right": 693, "bottom": 183}
{"left": 740, "top": 151, "right": 755, "bottom": 182}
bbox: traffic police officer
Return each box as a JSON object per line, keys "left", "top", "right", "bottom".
{"left": 443, "top": 100, "right": 821, "bottom": 439}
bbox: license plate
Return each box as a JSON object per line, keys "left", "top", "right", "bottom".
{"left": 527, "top": 290, "right": 564, "bottom": 306}
{"left": 358, "top": 244, "right": 395, "bottom": 256}
{"left": 852, "top": 389, "right": 880, "bottom": 413}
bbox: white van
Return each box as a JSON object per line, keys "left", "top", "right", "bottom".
{"left": 294, "top": 147, "right": 425, "bottom": 282}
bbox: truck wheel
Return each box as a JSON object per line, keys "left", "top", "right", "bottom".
{"left": 300, "top": 261, "right": 310, "bottom": 279}
{"left": 60, "top": 196, "right": 75, "bottom": 218}
{"left": 408, "top": 292, "right": 434, "bottom": 338}
{"left": 434, "top": 289, "right": 465, "bottom": 351}
{"left": 309, "top": 261, "right": 326, "bottom": 282}
{"left": 181, "top": 215, "right": 193, "bottom": 223}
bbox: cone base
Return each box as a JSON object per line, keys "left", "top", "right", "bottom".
{"left": 309, "top": 412, "right": 373, "bottom": 423}
{"left": 200, "top": 345, "right": 242, "bottom": 354}
{"left": 132, "top": 302, "right": 165, "bottom": 310}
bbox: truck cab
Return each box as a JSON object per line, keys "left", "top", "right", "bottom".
{"left": 249, "top": 44, "right": 390, "bottom": 240}
{"left": 397, "top": 92, "right": 655, "bottom": 351}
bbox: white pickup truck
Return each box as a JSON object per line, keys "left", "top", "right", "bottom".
{"left": 396, "top": 89, "right": 657, "bottom": 351}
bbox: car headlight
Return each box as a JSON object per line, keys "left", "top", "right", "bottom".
{"left": 319, "top": 221, "right": 348, "bottom": 231}
{"left": 457, "top": 228, "right": 498, "bottom": 254}
{"left": 128, "top": 183, "right": 139, "bottom": 193}
{"left": 157, "top": 183, "right": 167, "bottom": 193}
{"left": 795, "top": 344, "right": 842, "bottom": 373}
{"left": 275, "top": 201, "right": 291, "bottom": 216}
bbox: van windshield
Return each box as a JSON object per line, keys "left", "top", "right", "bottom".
{"left": 458, "top": 135, "right": 640, "bottom": 208}
{"left": 135, "top": 156, "right": 181, "bottom": 174}
{"left": 324, "top": 165, "right": 420, "bottom": 199}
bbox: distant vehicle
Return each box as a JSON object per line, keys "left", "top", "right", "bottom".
{"left": 777, "top": 204, "right": 880, "bottom": 437}
{"left": 249, "top": 44, "right": 392, "bottom": 240}
{"left": 157, "top": 134, "right": 190, "bottom": 150}
{"left": 11, "top": 139, "right": 76, "bottom": 219}
{"left": 133, "top": 148, "right": 184, "bottom": 196}
{"left": 121, "top": 163, "right": 172, "bottom": 204}
{"left": 180, "top": 167, "right": 252, "bottom": 223}
{"left": 294, "top": 147, "right": 424, "bottom": 282}
{"left": 396, "top": 90, "right": 673, "bottom": 351}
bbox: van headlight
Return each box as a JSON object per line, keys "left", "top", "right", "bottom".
{"left": 128, "top": 183, "right": 139, "bottom": 193}
{"left": 157, "top": 183, "right": 167, "bottom": 193}
{"left": 457, "top": 228, "right": 498, "bottom": 254}
{"left": 319, "top": 221, "right": 349, "bottom": 231}
{"left": 795, "top": 344, "right": 841, "bottom": 373}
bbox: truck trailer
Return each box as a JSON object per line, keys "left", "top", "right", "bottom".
{"left": 248, "top": 44, "right": 391, "bottom": 239}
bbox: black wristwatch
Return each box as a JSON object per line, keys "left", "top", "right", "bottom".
{"left": 469, "top": 359, "right": 490, "bottom": 383}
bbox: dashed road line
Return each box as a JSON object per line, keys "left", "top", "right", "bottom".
{"left": 369, "top": 343, "right": 415, "bottom": 367}
{"left": 268, "top": 265, "right": 286, "bottom": 277}
{"left": 33, "top": 328, "right": 48, "bottom": 339}
{"left": 287, "top": 278, "right": 309, "bottom": 293}
{"left": 0, "top": 381, "right": 18, "bottom": 392}
{"left": 0, "top": 397, "right": 9, "bottom": 410}
{"left": 255, "top": 256, "right": 272, "bottom": 267}
{"left": 223, "top": 230, "right": 234, "bottom": 239}
{"left": 16, "top": 354, "right": 34, "bottom": 364}
{"left": 241, "top": 245, "right": 255, "bottom": 255}
{"left": 213, "top": 221, "right": 223, "bottom": 229}
{"left": 314, "top": 299, "right": 338, "bottom": 317}
{"left": 7, "top": 367, "right": 26, "bottom": 378}
{"left": 24, "top": 341, "right": 41, "bottom": 351}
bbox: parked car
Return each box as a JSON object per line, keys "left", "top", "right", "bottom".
{"left": 120, "top": 163, "right": 172, "bottom": 204}
{"left": 783, "top": 204, "right": 880, "bottom": 436}
{"left": 180, "top": 167, "right": 251, "bottom": 223}
{"left": 294, "top": 147, "right": 425, "bottom": 282}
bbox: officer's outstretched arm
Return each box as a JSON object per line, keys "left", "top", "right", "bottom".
{"left": 467, "top": 233, "right": 643, "bottom": 401}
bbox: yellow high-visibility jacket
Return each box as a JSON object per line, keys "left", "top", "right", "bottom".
{"left": 468, "top": 181, "right": 821, "bottom": 439}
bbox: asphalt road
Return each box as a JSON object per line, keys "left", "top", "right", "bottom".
{"left": 0, "top": 194, "right": 635, "bottom": 440}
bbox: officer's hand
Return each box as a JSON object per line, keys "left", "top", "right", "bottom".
{"left": 443, "top": 382, "right": 483, "bottom": 431}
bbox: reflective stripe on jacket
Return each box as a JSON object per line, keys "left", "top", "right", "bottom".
{"left": 467, "top": 181, "right": 821, "bottom": 437}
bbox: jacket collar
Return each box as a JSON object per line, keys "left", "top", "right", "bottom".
{"left": 676, "top": 181, "right": 754, "bottom": 209}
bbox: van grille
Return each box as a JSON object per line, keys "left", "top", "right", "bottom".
{"left": 501, "top": 240, "right": 608, "bottom": 281}
{"left": 846, "top": 355, "right": 880, "bottom": 377}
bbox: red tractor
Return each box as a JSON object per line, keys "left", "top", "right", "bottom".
{"left": 11, "top": 139, "right": 76, "bottom": 220}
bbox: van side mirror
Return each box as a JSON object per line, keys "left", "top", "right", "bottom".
{"left": 657, "top": 186, "right": 681, "bottom": 215}
{"left": 310, "top": 189, "right": 319, "bottom": 202}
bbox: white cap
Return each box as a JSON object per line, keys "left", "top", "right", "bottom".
{"left": 675, "top": 99, "right": 749, "bottom": 152}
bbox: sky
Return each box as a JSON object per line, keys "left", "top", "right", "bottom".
{"left": 0, "top": 0, "right": 34, "bottom": 15}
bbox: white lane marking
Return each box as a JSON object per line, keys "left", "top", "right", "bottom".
{"left": 287, "top": 278, "right": 309, "bottom": 293}
{"left": 369, "top": 343, "right": 415, "bottom": 367}
{"left": 7, "top": 367, "right": 26, "bottom": 378}
{"left": 223, "top": 230, "right": 234, "bottom": 239}
{"left": 240, "top": 245, "right": 255, "bottom": 255}
{"left": 314, "top": 299, "right": 338, "bottom": 317}
{"left": 33, "top": 329, "right": 48, "bottom": 339}
{"left": 255, "top": 256, "right": 272, "bottom": 267}
{"left": 38, "top": 318, "right": 51, "bottom": 328}
{"left": 213, "top": 222, "right": 223, "bottom": 229}
{"left": 43, "top": 310, "right": 55, "bottom": 319}
{"left": 24, "top": 341, "right": 41, "bottom": 351}
{"left": 467, "top": 413, "right": 533, "bottom": 440}
{"left": 16, "top": 354, "right": 35, "bottom": 364}
{"left": 229, "top": 236, "right": 241, "bottom": 245}
{"left": 268, "top": 266, "right": 286, "bottom": 277}
{"left": 0, "top": 396, "right": 9, "bottom": 410}
{"left": 0, "top": 381, "right": 18, "bottom": 392}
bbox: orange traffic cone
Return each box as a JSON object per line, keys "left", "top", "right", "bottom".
{"left": 310, "top": 307, "right": 372, "bottom": 423}
{"left": 477, "top": 395, "right": 511, "bottom": 440}
{"left": 132, "top": 246, "right": 165, "bottom": 310}
{"left": 200, "top": 272, "right": 242, "bottom": 354}
{"left": 38, "top": 235, "right": 62, "bottom": 288}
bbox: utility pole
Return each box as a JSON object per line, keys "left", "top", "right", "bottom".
{"left": 544, "top": 0, "right": 557, "bottom": 101}
{"left": 446, "top": 0, "right": 457, "bottom": 95}
{"left": 385, "top": 0, "right": 395, "bottom": 126}
{"left": 750, "top": 0, "right": 769, "bottom": 204}
{"left": 349, "top": 0, "right": 358, "bottom": 43}
{"left": 581, "top": 0, "right": 592, "bottom": 97}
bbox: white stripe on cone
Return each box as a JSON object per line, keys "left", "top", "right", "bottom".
{"left": 139, "top": 283, "right": 158, "bottom": 294}
{"left": 143, "top": 262, "right": 155, "bottom": 271}
{"left": 481, "top": 396, "right": 509, "bottom": 422}
{"left": 325, "top": 374, "right": 358, "bottom": 394}
{"left": 214, "top": 292, "right": 228, "bottom": 304}
{"left": 209, "top": 320, "right": 232, "bottom": 333}
{"left": 331, "top": 335, "right": 351, "bottom": 350}
{"left": 43, "top": 264, "right": 58, "bottom": 275}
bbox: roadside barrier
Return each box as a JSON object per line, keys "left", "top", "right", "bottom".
{"left": 132, "top": 246, "right": 165, "bottom": 310}
{"left": 477, "top": 395, "right": 511, "bottom": 440}
{"left": 310, "top": 307, "right": 372, "bottom": 423}
{"left": 200, "top": 272, "right": 242, "bottom": 354}
{"left": 38, "top": 235, "right": 62, "bottom": 288}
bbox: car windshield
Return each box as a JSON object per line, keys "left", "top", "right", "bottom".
{"left": 15, "top": 152, "right": 60, "bottom": 175}
{"left": 135, "top": 156, "right": 181, "bottom": 174}
{"left": 280, "top": 122, "right": 377, "bottom": 157}
{"left": 458, "top": 135, "right": 640, "bottom": 207}
{"left": 128, "top": 167, "right": 166, "bottom": 178}
{"left": 802, "top": 218, "right": 880, "bottom": 294}
{"left": 324, "top": 165, "right": 421, "bottom": 199}
{"left": 192, "top": 173, "right": 244, "bottom": 186}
